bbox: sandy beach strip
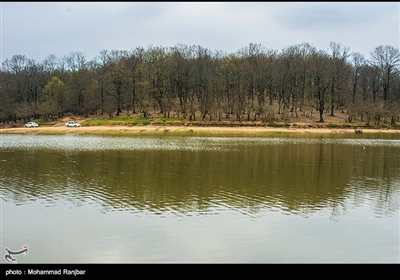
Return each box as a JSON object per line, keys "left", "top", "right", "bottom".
{"left": 1, "top": 125, "right": 399, "bottom": 136}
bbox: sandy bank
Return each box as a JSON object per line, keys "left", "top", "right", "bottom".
{"left": 1, "top": 125, "right": 399, "bottom": 136}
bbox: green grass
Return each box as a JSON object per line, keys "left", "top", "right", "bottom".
{"left": 32, "top": 119, "right": 57, "bottom": 126}
{"left": 152, "top": 117, "right": 186, "bottom": 125}
{"left": 82, "top": 116, "right": 150, "bottom": 126}
{"left": 131, "top": 117, "right": 151, "bottom": 125}
{"left": 81, "top": 119, "right": 109, "bottom": 126}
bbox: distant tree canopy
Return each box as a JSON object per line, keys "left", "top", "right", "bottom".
{"left": 1, "top": 43, "right": 400, "bottom": 125}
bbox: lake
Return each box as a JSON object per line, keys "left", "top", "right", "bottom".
{"left": 1, "top": 133, "right": 399, "bottom": 263}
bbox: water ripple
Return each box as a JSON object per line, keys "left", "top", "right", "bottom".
{"left": 1, "top": 134, "right": 400, "bottom": 153}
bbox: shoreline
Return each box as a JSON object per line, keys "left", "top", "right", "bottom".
{"left": 1, "top": 125, "right": 399, "bottom": 136}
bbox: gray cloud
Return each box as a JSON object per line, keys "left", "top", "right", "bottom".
{"left": 1, "top": 2, "right": 398, "bottom": 63}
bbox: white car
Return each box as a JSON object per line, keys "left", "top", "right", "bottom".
{"left": 65, "top": 121, "right": 81, "bottom": 127}
{"left": 24, "top": 122, "right": 39, "bottom": 128}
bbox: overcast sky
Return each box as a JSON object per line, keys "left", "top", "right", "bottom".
{"left": 1, "top": 2, "right": 399, "bottom": 63}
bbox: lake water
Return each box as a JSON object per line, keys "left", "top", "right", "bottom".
{"left": 1, "top": 133, "right": 399, "bottom": 263}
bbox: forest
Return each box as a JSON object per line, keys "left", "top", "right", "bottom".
{"left": 1, "top": 42, "right": 399, "bottom": 126}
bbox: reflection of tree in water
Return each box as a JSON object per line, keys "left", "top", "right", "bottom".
{"left": 1, "top": 143, "right": 399, "bottom": 218}
{"left": 372, "top": 177, "right": 400, "bottom": 218}
{"left": 329, "top": 197, "right": 349, "bottom": 221}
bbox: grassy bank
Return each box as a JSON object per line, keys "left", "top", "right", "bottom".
{"left": 1, "top": 113, "right": 399, "bottom": 137}
{"left": 49, "top": 116, "right": 400, "bottom": 129}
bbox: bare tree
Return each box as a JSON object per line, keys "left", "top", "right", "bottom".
{"left": 65, "top": 51, "right": 87, "bottom": 72}
{"left": 108, "top": 65, "right": 126, "bottom": 116}
{"left": 370, "top": 45, "right": 400, "bottom": 102}
{"left": 328, "top": 42, "right": 350, "bottom": 116}
{"left": 350, "top": 52, "right": 366, "bottom": 103}
{"left": 2, "top": 54, "right": 29, "bottom": 74}
{"left": 310, "top": 50, "right": 331, "bottom": 122}
{"left": 123, "top": 47, "right": 145, "bottom": 114}
{"left": 42, "top": 54, "right": 59, "bottom": 76}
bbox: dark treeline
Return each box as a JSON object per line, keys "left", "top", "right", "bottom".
{"left": 1, "top": 42, "right": 400, "bottom": 125}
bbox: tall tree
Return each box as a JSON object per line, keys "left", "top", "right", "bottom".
{"left": 144, "top": 46, "right": 172, "bottom": 116}
{"left": 310, "top": 50, "right": 331, "bottom": 122}
{"left": 65, "top": 51, "right": 87, "bottom": 72}
{"left": 169, "top": 44, "right": 195, "bottom": 118}
{"left": 123, "top": 47, "right": 145, "bottom": 114}
{"left": 370, "top": 45, "right": 400, "bottom": 103}
{"left": 328, "top": 42, "right": 350, "bottom": 116}
{"left": 39, "top": 76, "right": 66, "bottom": 119}
{"left": 193, "top": 46, "right": 216, "bottom": 121}
{"left": 108, "top": 65, "right": 126, "bottom": 116}
{"left": 350, "top": 52, "right": 366, "bottom": 102}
